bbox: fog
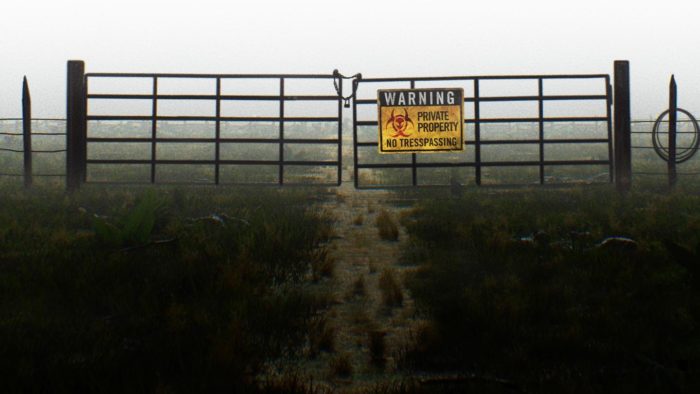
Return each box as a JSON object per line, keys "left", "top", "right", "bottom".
{"left": 1, "top": 0, "right": 698, "bottom": 118}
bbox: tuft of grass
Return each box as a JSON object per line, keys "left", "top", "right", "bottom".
{"left": 378, "top": 268, "right": 404, "bottom": 307}
{"left": 368, "top": 330, "right": 387, "bottom": 367}
{"left": 368, "top": 259, "right": 379, "bottom": 274}
{"left": 352, "top": 213, "right": 364, "bottom": 226}
{"left": 351, "top": 274, "right": 366, "bottom": 298}
{"left": 328, "top": 353, "right": 353, "bottom": 379}
{"left": 376, "top": 210, "right": 399, "bottom": 241}
{"left": 311, "top": 248, "right": 335, "bottom": 281}
{"left": 308, "top": 316, "right": 335, "bottom": 356}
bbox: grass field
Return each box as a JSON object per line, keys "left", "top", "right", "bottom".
{"left": 4, "top": 119, "right": 700, "bottom": 392}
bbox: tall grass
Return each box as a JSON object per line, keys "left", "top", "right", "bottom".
{"left": 0, "top": 186, "right": 333, "bottom": 392}
{"left": 402, "top": 187, "right": 700, "bottom": 392}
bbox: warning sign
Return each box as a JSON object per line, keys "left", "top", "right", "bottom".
{"left": 378, "top": 88, "right": 464, "bottom": 153}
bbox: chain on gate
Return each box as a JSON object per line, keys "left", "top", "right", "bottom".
{"left": 332, "top": 69, "right": 362, "bottom": 108}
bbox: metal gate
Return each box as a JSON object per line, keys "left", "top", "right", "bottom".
{"left": 67, "top": 62, "right": 343, "bottom": 186}
{"left": 351, "top": 74, "right": 613, "bottom": 188}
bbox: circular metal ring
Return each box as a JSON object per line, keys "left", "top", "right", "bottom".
{"left": 652, "top": 108, "right": 700, "bottom": 163}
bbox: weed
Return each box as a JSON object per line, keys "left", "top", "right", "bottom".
{"left": 308, "top": 316, "right": 335, "bottom": 356}
{"left": 311, "top": 248, "right": 335, "bottom": 281}
{"left": 368, "top": 330, "right": 387, "bottom": 367}
{"left": 328, "top": 353, "right": 353, "bottom": 379}
{"left": 351, "top": 274, "right": 366, "bottom": 298}
{"left": 352, "top": 213, "right": 364, "bottom": 226}
{"left": 379, "top": 268, "right": 404, "bottom": 307}
{"left": 368, "top": 258, "right": 378, "bottom": 274}
{"left": 376, "top": 210, "right": 399, "bottom": 241}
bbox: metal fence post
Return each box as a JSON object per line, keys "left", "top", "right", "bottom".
{"left": 22, "top": 77, "right": 32, "bottom": 188}
{"left": 613, "top": 60, "right": 632, "bottom": 192}
{"left": 66, "top": 60, "right": 86, "bottom": 191}
{"left": 668, "top": 75, "right": 677, "bottom": 188}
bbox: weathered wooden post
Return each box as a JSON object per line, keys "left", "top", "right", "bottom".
{"left": 668, "top": 75, "right": 677, "bottom": 188}
{"left": 613, "top": 60, "right": 632, "bottom": 192}
{"left": 22, "top": 76, "right": 32, "bottom": 188}
{"left": 66, "top": 60, "right": 86, "bottom": 191}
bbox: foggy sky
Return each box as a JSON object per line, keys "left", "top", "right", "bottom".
{"left": 1, "top": 0, "right": 698, "bottom": 118}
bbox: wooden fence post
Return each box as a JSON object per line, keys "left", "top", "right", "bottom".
{"left": 668, "top": 75, "right": 677, "bottom": 188}
{"left": 613, "top": 60, "right": 632, "bottom": 192}
{"left": 22, "top": 76, "right": 32, "bottom": 188}
{"left": 66, "top": 60, "right": 86, "bottom": 191}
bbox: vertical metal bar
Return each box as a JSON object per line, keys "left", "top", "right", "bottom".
{"left": 215, "top": 77, "right": 221, "bottom": 185}
{"left": 605, "top": 76, "right": 614, "bottom": 183}
{"left": 151, "top": 77, "right": 158, "bottom": 183}
{"left": 537, "top": 78, "right": 545, "bottom": 184}
{"left": 279, "top": 77, "right": 284, "bottom": 185}
{"left": 66, "top": 60, "right": 86, "bottom": 191}
{"left": 410, "top": 80, "right": 417, "bottom": 186}
{"left": 613, "top": 60, "right": 632, "bottom": 192}
{"left": 668, "top": 75, "right": 677, "bottom": 188}
{"left": 22, "top": 77, "right": 32, "bottom": 188}
{"left": 473, "top": 79, "right": 482, "bottom": 186}
{"left": 337, "top": 77, "right": 343, "bottom": 186}
{"left": 352, "top": 79, "right": 359, "bottom": 189}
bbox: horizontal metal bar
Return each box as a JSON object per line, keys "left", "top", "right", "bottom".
{"left": 31, "top": 149, "right": 67, "bottom": 153}
{"left": 356, "top": 160, "right": 610, "bottom": 169}
{"left": 86, "top": 159, "right": 339, "bottom": 166}
{"left": 0, "top": 148, "right": 22, "bottom": 153}
{"left": 0, "top": 132, "right": 66, "bottom": 136}
{"left": 358, "top": 74, "right": 609, "bottom": 83}
{"left": 355, "top": 94, "right": 607, "bottom": 105}
{"left": 0, "top": 173, "right": 22, "bottom": 177}
{"left": 84, "top": 180, "right": 338, "bottom": 187}
{"left": 86, "top": 115, "right": 339, "bottom": 122}
{"left": 0, "top": 118, "right": 66, "bottom": 121}
{"left": 356, "top": 138, "right": 609, "bottom": 147}
{"left": 357, "top": 117, "right": 608, "bottom": 127}
{"left": 478, "top": 138, "right": 609, "bottom": 145}
{"left": 34, "top": 174, "right": 66, "bottom": 177}
{"left": 466, "top": 117, "right": 608, "bottom": 124}
{"left": 87, "top": 137, "right": 339, "bottom": 144}
{"left": 87, "top": 94, "right": 340, "bottom": 101}
{"left": 86, "top": 73, "right": 335, "bottom": 79}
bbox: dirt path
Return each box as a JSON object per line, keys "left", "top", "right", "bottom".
{"left": 304, "top": 183, "right": 421, "bottom": 392}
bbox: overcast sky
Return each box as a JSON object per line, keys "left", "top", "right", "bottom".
{"left": 1, "top": 0, "right": 698, "bottom": 118}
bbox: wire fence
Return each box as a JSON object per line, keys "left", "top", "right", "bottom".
{"left": 0, "top": 118, "right": 67, "bottom": 178}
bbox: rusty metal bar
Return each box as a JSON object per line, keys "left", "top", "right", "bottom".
{"left": 337, "top": 77, "right": 343, "bottom": 186}
{"left": 538, "top": 78, "right": 545, "bottom": 184}
{"left": 215, "top": 77, "right": 221, "bottom": 185}
{"left": 474, "top": 79, "right": 482, "bottom": 185}
{"left": 150, "top": 77, "right": 158, "bottom": 183}
{"left": 279, "top": 77, "right": 285, "bottom": 185}
{"left": 410, "top": 80, "right": 417, "bottom": 186}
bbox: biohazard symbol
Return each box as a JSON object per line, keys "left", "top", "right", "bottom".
{"left": 386, "top": 108, "right": 414, "bottom": 138}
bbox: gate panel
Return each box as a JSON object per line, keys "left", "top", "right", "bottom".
{"left": 84, "top": 73, "right": 343, "bottom": 186}
{"left": 352, "top": 75, "right": 613, "bottom": 188}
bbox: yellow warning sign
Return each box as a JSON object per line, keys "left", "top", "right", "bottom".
{"left": 378, "top": 88, "right": 464, "bottom": 153}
